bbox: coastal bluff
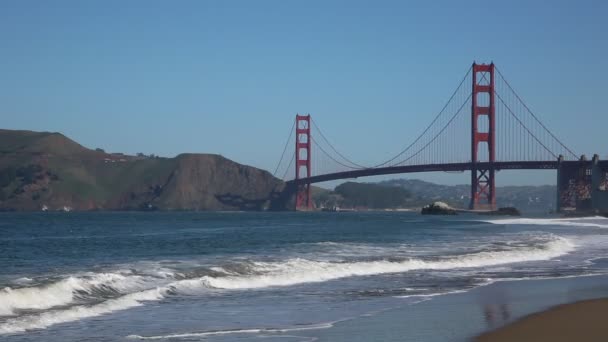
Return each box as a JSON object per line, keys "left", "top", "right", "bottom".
{"left": 0, "top": 129, "right": 288, "bottom": 211}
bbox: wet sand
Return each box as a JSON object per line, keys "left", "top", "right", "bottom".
{"left": 302, "top": 275, "right": 608, "bottom": 342}
{"left": 476, "top": 298, "right": 608, "bottom": 342}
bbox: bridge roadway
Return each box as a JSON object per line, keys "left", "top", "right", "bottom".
{"left": 288, "top": 160, "right": 598, "bottom": 185}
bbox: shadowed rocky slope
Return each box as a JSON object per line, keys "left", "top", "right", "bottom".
{"left": 0, "top": 129, "right": 288, "bottom": 211}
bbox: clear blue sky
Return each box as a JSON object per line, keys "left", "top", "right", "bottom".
{"left": 1, "top": 0, "right": 606, "bottom": 186}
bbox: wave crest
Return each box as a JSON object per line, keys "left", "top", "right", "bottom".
{"left": 483, "top": 217, "right": 608, "bottom": 228}
{"left": 0, "top": 234, "right": 574, "bottom": 334}
{"left": 0, "top": 273, "right": 155, "bottom": 317}
{"left": 199, "top": 235, "right": 574, "bottom": 290}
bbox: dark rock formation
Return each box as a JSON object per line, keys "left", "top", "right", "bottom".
{"left": 0, "top": 129, "right": 290, "bottom": 211}
{"left": 421, "top": 201, "right": 457, "bottom": 215}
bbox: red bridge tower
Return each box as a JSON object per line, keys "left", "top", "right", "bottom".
{"left": 295, "top": 114, "right": 313, "bottom": 210}
{"left": 470, "top": 63, "right": 496, "bottom": 210}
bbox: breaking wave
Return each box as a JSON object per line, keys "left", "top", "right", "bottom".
{"left": 0, "top": 234, "right": 574, "bottom": 334}
{"left": 0, "top": 272, "right": 160, "bottom": 316}
{"left": 198, "top": 235, "right": 574, "bottom": 289}
{"left": 482, "top": 217, "right": 608, "bottom": 228}
{"left": 0, "top": 288, "right": 165, "bottom": 334}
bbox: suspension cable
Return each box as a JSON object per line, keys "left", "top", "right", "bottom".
{"left": 494, "top": 91, "right": 558, "bottom": 159}
{"left": 310, "top": 118, "right": 368, "bottom": 169}
{"left": 495, "top": 66, "right": 577, "bottom": 158}
{"left": 281, "top": 154, "right": 295, "bottom": 180}
{"left": 370, "top": 65, "right": 473, "bottom": 168}
{"left": 311, "top": 136, "right": 361, "bottom": 170}
{"left": 393, "top": 93, "right": 472, "bottom": 166}
{"left": 273, "top": 118, "right": 296, "bottom": 176}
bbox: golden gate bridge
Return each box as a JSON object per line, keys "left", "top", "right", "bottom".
{"left": 273, "top": 63, "right": 608, "bottom": 212}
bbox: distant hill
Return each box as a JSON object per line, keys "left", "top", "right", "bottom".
{"left": 316, "top": 181, "right": 412, "bottom": 209}
{"left": 313, "top": 178, "right": 556, "bottom": 213}
{"left": 380, "top": 179, "right": 556, "bottom": 212}
{"left": 0, "top": 129, "right": 285, "bottom": 211}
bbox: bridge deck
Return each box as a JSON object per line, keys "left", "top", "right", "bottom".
{"left": 288, "top": 160, "right": 591, "bottom": 185}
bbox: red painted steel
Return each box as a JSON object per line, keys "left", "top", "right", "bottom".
{"left": 470, "top": 63, "right": 496, "bottom": 210}
{"left": 295, "top": 114, "right": 312, "bottom": 210}
{"left": 283, "top": 63, "right": 581, "bottom": 211}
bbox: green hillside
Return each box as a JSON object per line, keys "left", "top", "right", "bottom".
{"left": 313, "top": 178, "right": 556, "bottom": 212}
{"left": 314, "top": 181, "right": 412, "bottom": 209}
{"left": 0, "top": 129, "right": 285, "bottom": 211}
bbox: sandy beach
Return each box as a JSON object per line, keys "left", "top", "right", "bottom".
{"left": 476, "top": 298, "right": 608, "bottom": 342}
{"left": 295, "top": 274, "right": 608, "bottom": 342}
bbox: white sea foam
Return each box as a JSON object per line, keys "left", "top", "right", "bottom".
{"left": 0, "top": 234, "right": 575, "bottom": 334}
{"left": 126, "top": 322, "right": 335, "bottom": 340}
{"left": 309, "top": 241, "right": 400, "bottom": 257}
{"left": 482, "top": 217, "right": 608, "bottom": 228}
{"left": 0, "top": 265, "right": 200, "bottom": 334}
{"left": 0, "top": 278, "right": 77, "bottom": 316}
{"left": 13, "top": 277, "right": 33, "bottom": 285}
{"left": 305, "top": 241, "right": 479, "bottom": 259}
{"left": 0, "top": 288, "right": 165, "bottom": 334}
{"left": 198, "top": 235, "right": 574, "bottom": 290}
{"left": 0, "top": 273, "right": 155, "bottom": 316}
{"left": 395, "top": 278, "right": 498, "bottom": 300}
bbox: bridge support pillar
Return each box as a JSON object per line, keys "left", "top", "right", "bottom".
{"left": 470, "top": 63, "right": 496, "bottom": 210}
{"left": 591, "top": 154, "right": 608, "bottom": 213}
{"left": 295, "top": 114, "right": 313, "bottom": 211}
{"left": 557, "top": 155, "right": 592, "bottom": 212}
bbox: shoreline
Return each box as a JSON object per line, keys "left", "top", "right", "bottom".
{"left": 476, "top": 298, "right": 608, "bottom": 341}
{"left": 302, "top": 274, "right": 608, "bottom": 341}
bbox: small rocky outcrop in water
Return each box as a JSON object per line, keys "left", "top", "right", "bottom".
{"left": 421, "top": 201, "right": 457, "bottom": 215}
{"left": 484, "top": 207, "right": 521, "bottom": 216}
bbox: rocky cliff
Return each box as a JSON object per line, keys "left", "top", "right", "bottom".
{"left": 0, "top": 129, "right": 286, "bottom": 211}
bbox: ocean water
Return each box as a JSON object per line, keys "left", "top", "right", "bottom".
{"left": 1, "top": 212, "right": 608, "bottom": 341}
